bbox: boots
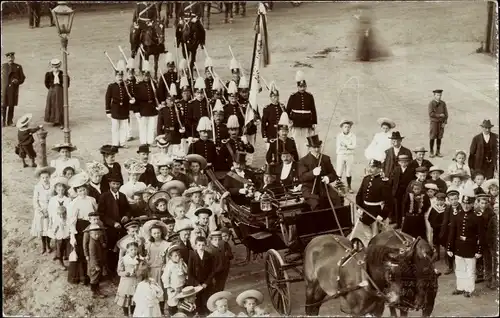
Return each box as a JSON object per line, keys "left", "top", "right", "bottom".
{"left": 22, "top": 158, "right": 29, "bottom": 168}
{"left": 31, "top": 158, "right": 37, "bottom": 168}
{"left": 41, "top": 237, "right": 47, "bottom": 254}
{"left": 91, "top": 283, "right": 106, "bottom": 299}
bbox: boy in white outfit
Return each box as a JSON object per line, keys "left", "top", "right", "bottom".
{"left": 336, "top": 119, "right": 357, "bottom": 193}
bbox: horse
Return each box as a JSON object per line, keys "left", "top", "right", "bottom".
{"left": 131, "top": 19, "right": 166, "bottom": 80}
{"left": 304, "top": 234, "right": 418, "bottom": 316}
{"left": 369, "top": 230, "right": 439, "bottom": 317}
{"left": 175, "top": 15, "right": 206, "bottom": 76}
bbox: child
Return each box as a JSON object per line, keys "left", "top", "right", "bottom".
{"left": 50, "top": 143, "right": 81, "bottom": 178}
{"left": 443, "top": 170, "right": 469, "bottom": 195}
{"left": 131, "top": 190, "right": 149, "bottom": 218}
{"left": 174, "top": 286, "right": 203, "bottom": 317}
{"left": 116, "top": 242, "right": 141, "bottom": 316}
{"left": 186, "top": 154, "right": 209, "bottom": 187}
{"left": 406, "top": 166, "right": 428, "bottom": 193}
{"left": 170, "top": 156, "right": 190, "bottom": 187}
{"left": 447, "top": 150, "right": 472, "bottom": 177}
{"left": 48, "top": 177, "right": 71, "bottom": 267}
{"left": 475, "top": 193, "right": 495, "bottom": 287}
{"left": 424, "top": 182, "right": 439, "bottom": 242}
{"left": 401, "top": 182, "right": 430, "bottom": 241}
{"left": 151, "top": 135, "right": 171, "bottom": 165}
{"left": 164, "top": 218, "right": 176, "bottom": 239}
{"left": 162, "top": 244, "right": 188, "bottom": 316}
{"left": 153, "top": 155, "right": 173, "bottom": 189}
{"left": 148, "top": 190, "right": 171, "bottom": 218}
{"left": 15, "top": 113, "right": 42, "bottom": 168}
{"left": 206, "top": 231, "right": 229, "bottom": 292}
{"left": 439, "top": 189, "right": 462, "bottom": 275}
{"left": 427, "top": 192, "right": 446, "bottom": 259}
{"left": 142, "top": 186, "right": 157, "bottom": 209}
{"left": 31, "top": 166, "right": 56, "bottom": 254}
{"left": 207, "top": 291, "right": 235, "bottom": 317}
{"left": 428, "top": 166, "right": 448, "bottom": 194}
{"left": 133, "top": 264, "right": 165, "bottom": 317}
{"left": 116, "top": 221, "right": 146, "bottom": 261}
{"left": 187, "top": 236, "right": 215, "bottom": 316}
{"left": 171, "top": 196, "right": 193, "bottom": 232}
{"left": 184, "top": 186, "right": 204, "bottom": 221}
{"left": 472, "top": 171, "right": 486, "bottom": 196}
{"left": 175, "top": 225, "right": 194, "bottom": 264}
{"left": 161, "top": 180, "right": 186, "bottom": 198}
{"left": 482, "top": 179, "right": 499, "bottom": 212}
{"left": 336, "top": 119, "right": 356, "bottom": 193}
{"left": 191, "top": 208, "right": 212, "bottom": 246}
{"left": 204, "top": 189, "right": 229, "bottom": 232}
{"left": 82, "top": 223, "right": 107, "bottom": 298}
{"left": 137, "top": 144, "right": 157, "bottom": 187}
{"left": 236, "top": 289, "right": 266, "bottom": 317}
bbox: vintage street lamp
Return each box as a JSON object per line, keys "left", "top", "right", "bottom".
{"left": 260, "top": 192, "right": 273, "bottom": 212}
{"left": 51, "top": 2, "right": 75, "bottom": 144}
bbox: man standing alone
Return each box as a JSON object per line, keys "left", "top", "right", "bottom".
{"left": 428, "top": 89, "right": 448, "bottom": 158}
{"left": 1, "top": 52, "right": 25, "bottom": 127}
{"left": 469, "top": 120, "right": 498, "bottom": 179}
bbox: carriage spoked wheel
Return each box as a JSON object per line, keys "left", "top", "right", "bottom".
{"left": 265, "top": 249, "right": 292, "bottom": 316}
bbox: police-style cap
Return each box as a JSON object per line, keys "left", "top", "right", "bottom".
{"left": 5, "top": 52, "right": 15, "bottom": 57}
{"left": 435, "top": 193, "right": 447, "bottom": 200}
{"left": 369, "top": 159, "right": 382, "bottom": 168}
{"left": 476, "top": 193, "right": 490, "bottom": 200}
{"left": 446, "top": 189, "right": 460, "bottom": 197}
{"left": 433, "top": 89, "right": 443, "bottom": 94}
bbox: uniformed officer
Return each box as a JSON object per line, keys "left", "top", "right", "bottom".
{"left": 224, "top": 58, "right": 241, "bottom": 100}
{"left": 217, "top": 115, "right": 254, "bottom": 172}
{"left": 212, "top": 100, "right": 229, "bottom": 151}
{"left": 157, "top": 52, "right": 179, "bottom": 103}
{"left": 188, "top": 117, "right": 218, "bottom": 168}
{"left": 224, "top": 81, "right": 245, "bottom": 134}
{"left": 2, "top": 52, "right": 26, "bottom": 127}
{"left": 447, "top": 186, "right": 483, "bottom": 298}
{"left": 132, "top": 1, "right": 158, "bottom": 35}
{"left": 105, "top": 60, "right": 131, "bottom": 148}
{"left": 157, "top": 83, "right": 185, "bottom": 156}
{"left": 209, "top": 79, "right": 226, "bottom": 109}
{"left": 286, "top": 70, "right": 318, "bottom": 158}
{"left": 266, "top": 112, "right": 299, "bottom": 165}
{"left": 350, "top": 158, "right": 391, "bottom": 247}
{"left": 440, "top": 189, "right": 462, "bottom": 275}
{"left": 126, "top": 58, "right": 140, "bottom": 141}
{"left": 136, "top": 60, "right": 159, "bottom": 146}
{"left": 262, "top": 81, "right": 285, "bottom": 150}
{"left": 428, "top": 89, "right": 448, "bottom": 158}
{"left": 187, "top": 77, "right": 210, "bottom": 139}
{"left": 178, "top": 76, "right": 192, "bottom": 154}
{"left": 204, "top": 57, "right": 215, "bottom": 100}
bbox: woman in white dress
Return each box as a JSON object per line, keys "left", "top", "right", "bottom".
{"left": 31, "top": 166, "right": 56, "bottom": 254}
{"left": 50, "top": 143, "right": 81, "bottom": 178}
{"left": 364, "top": 117, "right": 395, "bottom": 161}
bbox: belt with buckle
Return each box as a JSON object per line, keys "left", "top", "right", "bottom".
{"left": 364, "top": 201, "right": 383, "bottom": 206}
{"left": 291, "top": 110, "right": 311, "bottom": 114}
{"left": 459, "top": 236, "right": 467, "bottom": 241}
{"left": 165, "top": 127, "right": 174, "bottom": 131}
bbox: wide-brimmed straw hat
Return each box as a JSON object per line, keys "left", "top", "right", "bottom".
{"left": 83, "top": 223, "right": 106, "bottom": 233}
{"left": 207, "top": 291, "right": 232, "bottom": 312}
{"left": 50, "top": 58, "right": 61, "bottom": 67}
{"left": 86, "top": 161, "right": 109, "bottom": 176}
{"left": 441, "top": 171, "right": 470, "bottom": 182}
{"left": 186, "top": 154, "right": 208, "bottom": 170}
{"left": 174, "top": 286, "right": 203, "bottom": 300}
{"left": 52, "top": 176, "right": 68, "bottom": 187}
{"left": 148, "top": 190, "right": 171, "bottom": 214}
{"left": 161, "top": 180, "right": 186, "bottom": 194}
{"left": 34, "top": 166, "right": 56, "bottom": 178}
{"left": 52, "top": 143, "right": 77, "bottom": 152}
{"left": 424, "top": 182, "right": 439, "bottom": 191}
{"left": 168, "top": 196, "right": 190, "bottom": 217}
{"left": 428, "top": 166, "right": 444, "bottom": 174}
{"left": 482, "top": 179, "right": 499, "bottom": 191}
{"left": 125, "top": 162, "right": 147, "bottom": 175}
{"left": 183, "top": 186, "right": 203, "bottom": 197}
{"left": 377, "top": 117, "right": 396, "bottom": 129}
{"left": 339, "top": 119, "right": 354, "bottom": 127}
{"left": 167, "top": 244, "right": 182, "bottom": 257}
{"left": 413, "top": 146, "right": 427, "bottom": 153}
{"left": 16, "top": 113, "right": 32, "bottom": 129}
{"left": 141, "top": 220, "right": 169, "bottom": 240}
{"left": 236, "top": 290, "right": 264, "bottom": 307}
{"left": 68, "top": 172, "right": 90, "bottom": 188}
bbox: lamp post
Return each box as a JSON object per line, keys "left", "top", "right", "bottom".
{"left": 51, "top": 2, "right": 75, "bottom": 144}
{"left": 37, "top": 127, "right": 49, "bottom": 167}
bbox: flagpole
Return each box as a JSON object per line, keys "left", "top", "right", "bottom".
{"left": 249, "top": 13, "right": 260, "bottom": 93}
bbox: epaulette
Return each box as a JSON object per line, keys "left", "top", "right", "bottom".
{"left": 221, "top": 139, "right": 229, "bottom": 144}
{"left": 475, "top": 210, "right": 483, "bottom": 217}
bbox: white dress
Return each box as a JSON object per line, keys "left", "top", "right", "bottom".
{"left": 120, "top": 181, "right": 147, "bottom": 204}
{"left": 47, "top": 195, "right": 71, "bottom": 239}
{"left": 161, "top": 260, "right": 188, "bottom": 306}
{"left": 173, "top": 218, "right": 194, "bottom": 232}
{"left": 208, "top": 310, "right": 236, "bottom": 317}
{"left": 133, "top": 280, "right": 164, "bottom": 318}
{"left": 50, "top": 157, "right": 81, "bottom": 177}
{"left": 30, "top": 182, "right": 54, "bottom": 237}
{"left": 364, "top": 131, "right": 392, "bottom": 161}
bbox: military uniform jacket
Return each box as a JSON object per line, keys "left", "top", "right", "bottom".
{"left": 213, "top": 122, "right": 229, "bottom": 149}
{"left": 136, "top": 81, "right": 159, "bottom": 117}
{"left": 223, "top": 102, "right": 246, "bottom": 130}
{"left": 476, "top": 207, "right": 494, "bottom": 248}
{"left": 132, "top": 2, "right": 157, "bottom": 23}
{"left": 105, "top": 82, "right": 130, "bottom": 120}
{"left": 261, "top": 103, "right": 285, "bottom": 139}
{"left": 139, "top": 163, "right": 157, "bottom": 187}
{"left": 355, "top": 173, "right": 391, "bottom": 225}
{"left": 266, "top": 137, "right": 299, "bottom": 164}
{"left": 447, "top": 210, "right": 483, "bottom": 258}
{"left": 439, "top": 204, "right": 461, "bottom": 244}
{"left": 216, "top": 138, "right": 255, "bottom": 171}
{"left": 428, "top": 99, "right": 448, "bottom": 123}
{"left": 205, "top": 77, "right": 214, "bottom": 99}
{"left": 1, "top": 62, "right": 25, "bottom": 107}
{"left": 157, "top": 105, "right": 182, "bottom": 144}
{"left": 286, "top": 91, "right": 317, "bottom": 128}
{"left": 187, "top": 98, "right": 210, "bottom": 138}
{"left": 126, "top": 78, "right": 139, "bottom": 113}
{"left": 188, "top": 139, "right": 218, "bottom": 166}
{"left": 157, "top": 71, "right": 179, "bottom": 102}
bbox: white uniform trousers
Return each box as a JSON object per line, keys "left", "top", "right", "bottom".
{"left": 111, "top": 118, "right": 129, "bottom": 147}
{"left": 265, "top": 142, "right": 270, "bottom": 151}
{"left": 455, "top": 256, "right": 476, "bottom": 292}
{"left": 127, "top": 112, "right": 141, "bottom": 139}
{"left": 180, "top": 138, "right": 189, "bottom": 156}
{"left": 291, "top": 127, "right": 314, "bottom": 158}
{"left": 336, "top": 153, "right": 354, "bottom": 178}
{"left": 139, "top": 115, "right": 158, "bottom": 145}
{"left": 349, "top": 216, "right": 379, "bottom": 248}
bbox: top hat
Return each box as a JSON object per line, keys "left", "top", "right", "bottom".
{"left": 306, "top": 135, "right": 322, "bottom": 147}
{"left": 137, "top": 144, "right": 150, "bottom": 154}
{"left": 480, "top": 119, "right": 494, "bottom": 128}
{"left": 50, "top": 58, "right": 62, "bottom": 68}
{"left": 432, "top": 89, "right": 443, "bottom": 94}
{"left": 16, "top": 113, "right": 32, "bottom": 129}
{"left": 234, "top": 152, "right": 247, "bottom": 164}
{"left": 100, "top": 144, "right": 119, "bottom": 155}
{"left": 34, "top": 166, "right": 56, "bottom": 178}
{"left": 388, "top": 131, "right": 404, "bottom": 140}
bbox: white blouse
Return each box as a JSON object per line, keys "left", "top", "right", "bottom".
{"left": 364, "top": 131, "right": 392, "bottom": 161}
{"left": 67, "top": 195, "right": 98, "bottom": 234}
{"left": 50, "top": 157, "right": 81, "bottom": 177}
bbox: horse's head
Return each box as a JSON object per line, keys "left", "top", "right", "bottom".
{"left": 141, "top": 24, "right": 155, "bottom": 47}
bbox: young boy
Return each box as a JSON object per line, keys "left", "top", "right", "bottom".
{"left": 137, "top": 144, "right": 157, "bottom": 187}
{"left": 83, "top": 223, "right": 108, "bottom": 298}
{"left": 187, "top": 236, "right": 215, "bottom": 316}
{"left": 192, "top": 208, "right": 212, "bottom": 240}
{"left": 472, "top": 171, "right": 486, "bottom": 195}
{"left": 427, "top": 166, "right": 448, "bottom": 194}
{"left": 115, "top": 220, "right": 145, "bottom": 261}
{"left": 440, "top": 189, "right": 462, "bottom": 275}
{"left": 205, "top": 231, "right": 226, "bottom": 292}
{"left": 207, "top": 291, "right": 235, "bottom": 317}
{"left": 427, "top": 192, "right": 446, "bottom": 259}
{"left": 15, "top": 113, "right": 42, "bottom": 168}
{"left": 406, "top": 166, "right": 429, "bottom": 193}
{"left": 474, "top": 193, "right": 495, "bottom": 286}
{"left": 336, "top": 119, "right": 357, "bottom": 193}
{"left": 174, "top": 286, "right": 203, "bottom": 317}
{"left": 401, "top": 182, "right": 430, "bottom": 241}
{"left": 217, "top": 229, "right": 233, "bottom": 292}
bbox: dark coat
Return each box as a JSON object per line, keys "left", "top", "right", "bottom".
{"left": 105, "top": 82, "right": 130, "bottom": 120}
{"left": 277, "top": 161, "right": 300, "bottom": 189}
{"left": 97, "top": 190, "right": 131, "bottom": 247}
{"left": 136, "top": 81, "right": 159, "bottom": 117}
{"left": 87, "top": 182, "right": 105, "bottom": 203}
{"left": 101, "top": 163, "right": 124, "bottom": 193}
{"left": 477, "top": 207, "right": 495, "bottom": 248}
{"left": 187, "top": 250, "right": 215, "bottom": 286}
{"left": 126, "top": 78, "right": 139, "bottom": 113}
{"left": 213, "top": 122, "right": 229, "bottom": 148}
{"left": 266, "top": 137, "right": 299, "bottom": 164}
{"left": 390, "top": 166, "right": 415, "bottom": 197}
{"left": 157, "top": 71, "right": 178, "bottom": 102}
{"left": 44, "top": 71, "right": 70, "bottom": 89}
{"left": 186, "top": 98, "right": 210, "bottom": 138}
{"left": 447, "top": 210, "right": 483, "bottom": 258}
{"left": 261, "top": 103, "right": 285, "bottom": 139}
{"left": 401, "top": 193, "right": 431, "bottom": 239}
{"left": 223, "top": 169, "right": 256, "bottom": 205}
{"left": 1, "top": 62, "right": 26, "bottom": 107}
{"left": 427, "top": 177, "right": 448, "bottom": 194}
{"left": 216, "top": 138, "right": 255, "bottom": 172}
{"left": 223, "top": 102, "right": 246, "bottom": 130}
{"left": 408, "top": 159, "right": 433, "bottom": 174}
{"left": 175, "top": 238, "right": 192, "bottom": 265}
{"left": 188, "top": 139, "right": 218, "bottom": 166}
{"left": 356, "top": 173, "right": 392, "bottom": 225}
{"left": 298, "top": 153, "right": 338, "bottom": 197}
{"left": 468, "top": 133, "right": 498, "bottom": 177}
{"left": 440, "top": 204, "right": 462, "bottom": 245}
{"left": 139, "top": 163, "right": 157, "bottom": 187}
{"left": 170, "top": 172, "right": 190, "bottom": 188}
{"left": 286, "top": 91, "right": 317, "bottom": 128}
{"left": 157, "top": 105, "right": 182, "bottom": 143}
{"left": 383, "top": 146, "right": 413, "bottom": 177}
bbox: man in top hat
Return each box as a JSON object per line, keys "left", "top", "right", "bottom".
{"left": 428, "top": 89, "right": 448, "bottom": 158}
{"left": 468, "top": 119, "right": 498, "bottom": 179}
{"left": 188, "top": 116, "right": 218, "bottom": 167}
{"left": 105, "top": 60, "right": 131, "bottom": 148}
{"left": 447, "top": 186, "right": 484, "bottom": 297}
{"left": 204, "top": 57, "right": 215, "bottom": 100}
{"left": 217, "top": 115, "right": 254, "bottom": 171}
{"left": 408, "top": 146, "right": 433, "bottom": 173}
{"left": 125, "top": 58, "right": 140, "bottom": 142}
{"left": 212, "top": 100, "right": 229, "bottom": 150}
{"left": 383, "top": 131, "right": 412, "bottom": 178}
{"left": 298, "top": 135, "right": 342, "bottom": 211}
{"left": 137, "top": 144, "right": 157, "bottom": 187}
{"left": 223, "top": 152, "right": 257, "bottom": 205}
{"left": 277, "top": 149, "right": 300, "bottom": 191}
{"left": 2, "top": 52, "right": 26, "bottom": 127}
{"left": 224, "top": 81, "right": 245, "bottom": 132}
{"left": 389, "top": 154, "right": 415, "bottom": 228}
{"left": 157, "top": 83, "right": 184, "bottom": 155}
{"left": 350, "top": 158, "right": 391, "bottom": 247}
{"left": 262, "top": 81, "right": 285, "bottom": 150}
{"left": 187, "top": 77, "right": 210, "bottom": 139}
{"left": 136, "top": 61, "right": 159, "bottom": 147}
{"left": 266, "top": 112, "right": 299, "bottom": 165}
{"left": 286, "top": 70, "right": 318, "bottom": 158}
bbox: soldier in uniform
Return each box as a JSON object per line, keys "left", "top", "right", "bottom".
{"left": 262, "top": 81, "right": 285, "bottom": 150}
{"left": 350, "top": 158, "right": 391, "bottom": 247}
{"left": 266, "top": 112, "right": 299, "bottom": 165}
{"left": 428, "top": 89, "right": 448, "bottom": 158}
{"left": 188, "top": 117, "right": 218, "bottom": 168}
{"left": 204, "top": 57, "right": 215, "bottom": 100}
{"left": 177, "top": 76, "right": 192, "bottom": 154}
{"left": 209, "top": 79, "right": 226, "bottom": 110}
{"left": 187, "top": 77, "right": 210, "bottom": 139}
{"left": 105, "top": 60, "right": 130, "bottom": 148}
{"left": 1, "top": 52, "right": 26, "bottom": 127}
{"left": 157, "top": 52, "right": 179, "bottom": 103}
{"left": 132, "top": 1, "right": 158, "bottom": 38}
{"left": 447, "top": 186, "right": 483, "bottom": 298}
{"left": 237, "top": 75, "right": 258, "bottom": 165}
{"left": 474, "top": 193, "right": 495, "bottom": 286}
{"left": 224, "top": 58, "right": 241, "bottom": 100}
{"left": 286, "top": 70, "right": 317, "bottom": 158}
{"left": 126, "top": 58, "right": 140, "bottom": 142}
{"left": 439, "top": 189, "right": 462, "bottom": 275}
{"left": 224, "top": 81, "right": 245, "bottom": 134}
{"left": 212, "top": 100, "right": 229, "bottom": 151}
{"left": 157, "top": 83, "right": 185, "bottom": 156}
{"left": 136, "top": 61, "right": 159, "bottom": 147}
{"left": 217, "top": 115, "right": 254, "bottom": 172}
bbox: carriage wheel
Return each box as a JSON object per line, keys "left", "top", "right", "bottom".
{"left": 351, "top": 238, "right": 364, "bottom": 251}
{"left": 265, "top": 249, "right": 292, "bottom": 316}
{"left": 291, "top": 1, "right": 302, "bottom": 7}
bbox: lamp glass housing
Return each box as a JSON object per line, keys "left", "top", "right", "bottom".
{"left": 52, "top": 3, "right": 75, "bottom": 36}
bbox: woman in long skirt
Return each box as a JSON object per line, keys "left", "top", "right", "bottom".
{"left": 44, "top": 58, "right": 70, "bottom": 129}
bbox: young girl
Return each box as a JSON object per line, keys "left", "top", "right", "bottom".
{"left": 184, "top": 187, "right": 204, "bottom": 221}
{"left": 427, "top": 192, "right": 447, "bottom": 258}
{"left": 48, "top": 177, "right": 71, "bottom": 266}
{"left": 148, "top": 190, "right": 171, "bottom": 218}
{"left": 401, "top": 182, "right": 431, "bottom": 241}
{"left": 63, "top": 166, "right": 76, "bottom": 180}
{"left": 236, "top": 289, "right": 267, "bottom": 317}
{"left": 447, "top": 150, "right": 472, "bottom": 177}
{"left": 133, "top": 264, "right": 165, "bottom": 318}
{"left": 150, "top": 135, "right": 171, "bottom": 166}
{"left": 116, "top": 242, "right": 141, "bottom": 317}
{"left": 50, "top": 143, "right": 81, "bottom": 178}
{"left": 174, "top": 286, "right": 203, "bottom": 317}
{"left": 472, "top": 171, "right": 486, "bottom": 195}
{"left": 31, "top": 166, "right": 56, "bottom": 254}
{"left": 170, "top": 197, "right": 193, "bottom": 232}
{"left": 483, "top": 179, "right": 499, "bottom": 213}
{"left": 207, "top": 291, "right": 235, "bottom": 317}
{"left": 186, "top": 154, "right": 209, "bottom": 187}
{"left": 364, "top": 117, "right": 395, "bottom": 161}
{"left": 162, "top": 244, "right": 188, "bottom": 316}
{"left": 443, "top": 170, "right": 469, "bottom": 195}
{"left": 145, "top": 222, "right": 170, "bottom": 314}
{"left": 153, "top": 155, "right": 173, "bottom": 189}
